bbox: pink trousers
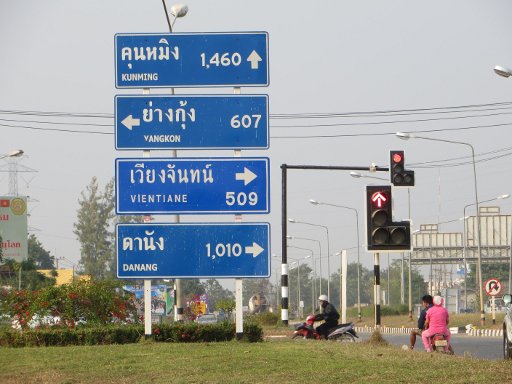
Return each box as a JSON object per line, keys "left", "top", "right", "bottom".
{"left": 421, "top": 329, "right": 451, "bottom": 352}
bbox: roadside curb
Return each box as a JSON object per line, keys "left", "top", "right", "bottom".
{"left": 354, "top": 326, "right": 503, "bottom": 337}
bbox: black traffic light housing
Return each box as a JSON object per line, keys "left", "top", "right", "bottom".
{"left": 366, "top": 185, "right": 411, "bottom": 252}
{"left": 390, "top": 150, "right": 414, "bottom": 187}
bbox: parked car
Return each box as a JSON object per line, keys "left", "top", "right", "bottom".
{"left": 195, "top": 313, "right": 217, "bottom": 325}
{"left": 502, "top": 294, "right": 512, "bottom": 359}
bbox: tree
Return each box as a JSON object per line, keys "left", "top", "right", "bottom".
{"left": 202, "top": 279, "right": 234, "bottom": 311}
{"left": 74, "top": 177, "right": 115, "bottom": 279}
{"left": 381, "top": 259, "right": 427, "bottom": 306}
{"left": 28, "top": 234, "right": 54, "bottom": 269}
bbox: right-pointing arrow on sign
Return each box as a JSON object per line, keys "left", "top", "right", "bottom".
{"left": 247, "top": 50, "right": 262, "bottom": 69}
{"left": 245, "top": 242, "right": 264, "bottom": 258}
{"left": 121, "top": 115, "right": 140, "bottom": 130}
{"left": 235, "top": 167, "right": 257, "bottom": 186}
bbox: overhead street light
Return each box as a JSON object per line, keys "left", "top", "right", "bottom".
{"left": 309, "top": 198, "right": 362, "bottom": 322}
{"left": 288, "top": 218, "right": 331, "bottom": 300}
{"left": 349, "top": 171, "right": 388, "bottom": 181}
{"left": 396, "top": 131, "right": 486, "bottom": 325}
{"left": 162, "top": 2, "right": 188, "bottom": 32}
{"left": 0, "top": 149, "right": 24, "bottom": 160}
{"left": 494, "top": 65, "right": 512, "bottom": 78}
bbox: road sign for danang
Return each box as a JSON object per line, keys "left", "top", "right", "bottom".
{"left": 117, "top": 223, "right": 270, "bottom": 278}
{"left": 115, "top": 157, "right": 270, "bottom": 214}
{"left": 115, "top": 95, "right": 269, "bottom": 150}
{"left": 115, "top": 32, "right": 269, "bottom": 88}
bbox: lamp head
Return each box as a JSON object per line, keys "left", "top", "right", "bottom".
{"left": 498, "top": 194, "right": 511, "bottom": 200}
{"left": 350, "top": 171, "right": 362, "bottom": 178}
{"left": 396, "top": 132, "right": 411, "bottom": 140}
{"left": 494, "top": 65, "right": 512, "bottom": 78}
{"left": 288, "top": 218, "right": 296, "bottom": 223}
{"left": 170, "top": 4, "right": 188, "bottom": 17}
{"left": 309, "top": 199, "right": 319, "bottom": 205}
{"left": 9, "top": 149, "right": 23, "bottom": 157}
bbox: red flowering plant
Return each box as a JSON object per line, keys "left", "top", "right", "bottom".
{"left": 0, "top": 280, "right": 138, "bottom": 330}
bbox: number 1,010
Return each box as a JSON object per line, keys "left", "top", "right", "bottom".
{"left": 206, "top": 243, "right": 243, "bottom": 259}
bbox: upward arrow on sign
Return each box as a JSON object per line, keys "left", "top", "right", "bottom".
{"left": 247, "top": 50, "right": 262, "bottom": 69}
{"left": 372, "top": 192, "right": 387, "bottom": 208}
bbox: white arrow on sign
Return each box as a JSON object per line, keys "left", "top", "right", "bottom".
{"left": 247, "top": 50, "right": 262, "bottom": 70}
{"left": 121, "top": 115, "right": 140, "bottom": 130}
{"left": 235, "top": 167, "right": 257, "bottom": 186}
{"left": 245, "top": 242, "right": 264, "bottom": 258}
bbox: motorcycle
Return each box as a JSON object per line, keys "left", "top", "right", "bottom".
{"left": 292, "top": 314, "right": 358, "bottom": 342}
{"left": 428, "top": 333, "right": 449, "bottom": 353}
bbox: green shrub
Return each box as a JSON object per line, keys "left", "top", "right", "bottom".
{"left": 0, "top": 321, "right": 265, "bottom": 347}
{"left": 245, "top": 312, "right": 279, "bottom": 326}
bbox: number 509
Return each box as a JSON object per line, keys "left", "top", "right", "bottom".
{"left": 226, "top": 192, "right": 258, "bottom": 206}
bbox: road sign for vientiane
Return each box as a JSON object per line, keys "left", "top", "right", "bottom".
{"left": 115, "top": 32, "right": 269, "bottom": 88}
{"left": 115, "top": 95, "right": 269, "bottom": 150}
{"left": 115, "top": 157, "right": 270, "bottom": 214}
{"left": 117, "top": 222, "right": 270, "bottom": 279}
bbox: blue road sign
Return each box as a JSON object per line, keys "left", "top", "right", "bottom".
{"left": 115, "top": 95, "right": 269, "bottom": 150}
{"left": 117, "top": 223, "right": 270, "bottom": 278}
{"left": 115, "top": 157, "right": 270, "bottom": 214}
{"left": 115, "top": 32, "right": 269, "bottom": 88}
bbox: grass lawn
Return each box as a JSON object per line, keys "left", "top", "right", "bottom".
{"left": 1, "top": 338, "right": 512, "bottom": 384}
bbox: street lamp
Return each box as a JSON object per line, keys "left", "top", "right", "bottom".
{"left": 494, "top": 65, "right": 512, "bottom": 78}
{"left": 309, "top": 199, "right": 362, "bottom": 322}
{"left": 349, "top": 171, "right": 387, "bottom": 181}
{"left": 396, "top": 131, "right": 486, "bottom": 325}
{"left": 162, "top": 2, "right": 189, "bottom": 31}
{"left": 288, "top": 218, "right": 331, "bottom": 300}
{"left": 287, "top": 235, "right": 321, "bottom": 300}
{"left": 463, "top": 194, "right": 510, "bottom": 310}
{"left": 287, "top": 246, "right": 314, "bottom": 314}
{"left": 0, "top": 149, "right": 23, "bottom": 160}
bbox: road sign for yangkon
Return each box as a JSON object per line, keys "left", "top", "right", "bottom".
{"left": 117, "top": 222, "right": 270, "bottom": 278}
{"left": 115, "top": 95, "right": 269, "bottom": 150}
{"left": 115, "top": 32, "right": 269, "bottom": 88}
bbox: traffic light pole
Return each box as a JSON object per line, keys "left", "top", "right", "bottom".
{"left": 280, "top": 164, "right": 389, "bottom": 325}
{"left": 374, "top": 253, "right": 381, "bottom": 327}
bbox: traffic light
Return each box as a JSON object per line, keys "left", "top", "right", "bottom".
{"left": 366, "top": 185, "right": 411, "bottom": 252}
{"left": 390, "top": 150, "right": 414, "bottom": 187}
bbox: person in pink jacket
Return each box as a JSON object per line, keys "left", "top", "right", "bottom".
{"left": 421, "top": 295, "right": 453, "bottom": 353}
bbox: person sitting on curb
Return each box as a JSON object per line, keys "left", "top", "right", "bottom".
{"left": 409, "top": 294, "right": 433, "bottom": 350}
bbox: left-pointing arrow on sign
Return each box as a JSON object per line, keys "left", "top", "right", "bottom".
{"left": 245, "top": 242, "right": 264, "bottom": 258}
{"left": 235, "top": 167, "right": 257, "bottom": 186}
{"left": 121, "top": 115, "right": 140, "bottom": 130}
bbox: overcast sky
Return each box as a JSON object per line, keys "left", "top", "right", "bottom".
{"left": 1, "top": 0, "right": 512, "bottom": 287}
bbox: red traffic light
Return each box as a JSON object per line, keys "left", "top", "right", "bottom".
{"left": 371, "top": 191, "right": 388, "bottom": 208}
{"left": 392, "top": 153, "right": 403, "bottom": 163}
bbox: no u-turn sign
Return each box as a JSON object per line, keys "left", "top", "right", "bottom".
{"left": 484, "top": 278, "right": 502, "bottom": 296}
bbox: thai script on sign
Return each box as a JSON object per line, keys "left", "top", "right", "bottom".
{"left": 122, "top": 230, "right": 165, "bottom": 252}
{"left": 143, "top": 100, "right": 196, "bottom": 130}
{"left": 121, "top": 38, "right": 179, "bottom": 62}
{"left": 129, "top": 162, "right": 214, "bottom": 185}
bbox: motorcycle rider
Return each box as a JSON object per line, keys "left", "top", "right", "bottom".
{"left": 421, "top": 295, "right": 453, "bottom": 353}
{"left": 409, "top": 294, "right": 433, "bottom": 350}
{"left": 315, "top": 294, "right": 340, "bottom": 339}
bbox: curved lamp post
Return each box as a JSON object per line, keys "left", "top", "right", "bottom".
{"left": 288, "top": 218, "right": 331, "bottom": 300}
{"left": 309, "top": 199, "right": 362, "bottom": 322}
{"left": 396, "top": 131, "right": 486, "bottom": 325}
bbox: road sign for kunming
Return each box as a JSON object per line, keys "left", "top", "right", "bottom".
{"left": 115, "top": 157, "right": 270, "bottom": 214}
{"left": 117, "top": 223, "right": 270, "bottom": 278}
{"left": 115, "top": 32, "right": 269, "bottom": 88}
{"left": 115, "top": 95, "right": 269, "bottom": 150}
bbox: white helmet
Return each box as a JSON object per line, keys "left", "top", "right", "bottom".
{"left": 318, "top": 294, "right": 328, "bottom": 301}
